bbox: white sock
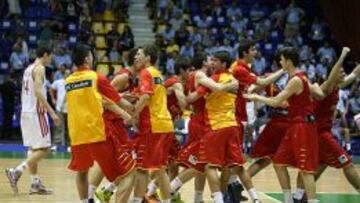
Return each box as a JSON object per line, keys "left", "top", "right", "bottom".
{"left": 30, "top": 174, "right": 40, "bottom": 184}
{"left": 248, "top": 188, "right": 258, "bottom": 200}
{"left": 162, "top": 199, "right": 171, "bottom": 203}
{"left": 15, "top": 161, "right": 28, "bottom": 172}
{"left": 228, "top": 174, "right": 238, "bottom": 184}
{"left": 88, "top": 185, "right": 97, "bottom": 199}
{"left": 194, "top": 190, "right": 203, "bottom": 203}
{"left": 212, "top": 192, "right": 224, "bottom": 203}
{"left": 146, "top": 180, "right": 158, "bottom": 196}
{"left": 283, "top": 189, "right": 294, "bottom": 203}
{"left": 346, "top": 143, "right": 351, "bottom": 151}
{"left": 293, "top": 188, "right": 305, "bottom": 200}
{"left": 132, "top": 197, "right": 143, "bottom": 203}
{"left": 104, "top": 182, "right": 116, "bottom": 193}
{"left": 170, "top": 177, "right": 183, "bottom": 192}
{"left": 307, "top": 199, "right": 320, "bottom": 203}
{"left": 80, "top": 199, "right": 88, "bottom": 203}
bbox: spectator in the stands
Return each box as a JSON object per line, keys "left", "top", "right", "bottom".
{"left": 14, "top": 18, "right": 27, "bottom": 37}
{"left": 160, "top": 23, "right": 176, "bottom": 42}
{"left": 310, "top": 17, "right": 326, "bottom": 49}
{"left": 226, "top": 0, "right": 242, "bottom": 18}
{"left": 252, "top": 52, "right": 266, "bottom": 75}
{"left": 166, "top": 39, "right": 180, "bottom": 55}
{"left": 0, "top": 32, "right": 13, "bottom": 58}
{"left": 250, "top": 3, "right": 265, "bottom": 22}
{"left": 170, "top": 12, "right": 184, "bottom": 31}
{"left": 300, "top": 59, "right": 316, "bottom": 82}
{"left": 315, "top": 57, "right": 329, "bottom": 80}
{"left": 158, "top": 0, "right": 170, "bottom": 19}
{"left": 54, "top": 64, "right": 67, "bottom": 80}
{"left": 10, "top": 43, "right": 28, "bottom": 74}
{"left": 166, "top": 51, "right": 178, "bottom": 75}
{"left": 194, "top": 14, "right": 211, "bottom": 31}
{"left": 106, "top": 24, "right": 120, "bottom": 46}
{"left": 109, "top": 43, "right": 121, "bottom": 63}
{"left": 270, "top": 4, "right": 286, "bottom": 29}
{"left": 285, "top": 2, "right": 305, "bottom": 37}
{"left": 15, "top": 36, "right": 29, "bottom": 63}
{"left": 189, "top": 26, "right": 202, "bottom": 45}
{"left": 39, "top": 21, "right": 54, "bottom": 43}
{"left": 180, "top": 41, "right": 194, "bottom": 58}
{"left": 53, "top": 46, "right": 72, "bottom": 69}
{"left": 175, "top": 24, "right": 190, "bottom": 47}
{"left": 0, "top": 72, "right": 17, "bottom": 139}
{"left": 299, "top": 45, "right": 314, "bottom": 62}
{"left": 317, "top": 41, "right": 336, "bottom": 63}
{"left": 231, "top": 14, "right": 248, "bottom": 34}
{"left": 119, "top": 25, "right": 134, "bottom": 51}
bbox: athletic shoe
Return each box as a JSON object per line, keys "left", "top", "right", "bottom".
{"left": 88, "top": 199, "right": 95, "bottom": 203}
{"left": 294, "top": 198, "right": 307, "bottom": 203}
{"left": 5, "top": 168, "right": 22, "bottom": 193}
{"left": 227, "top": 181, "right": 249, "bottom": 202}
{"left": 144, "top": 194, "right": 160, "bottom": 203}
{"left": 172, "top": 192, "right": 185, "bottom": 203}
{"left": 253, "top": 199, "right": 261, "bottom": 203}
{"left": 223, "top": 191, "right": 233, "bottom": 203}
{"left": 95, "top": 187, "right": 113, "bottom": 203}
{"left": 29, "top": 181, "right": 53, "bottom": 195}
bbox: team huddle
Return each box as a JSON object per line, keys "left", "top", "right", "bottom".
{"left": 4, "top": 40, "right": 360, "bottom": 203}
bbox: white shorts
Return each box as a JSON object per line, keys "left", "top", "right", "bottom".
{"left": 21, "top": 112, "right": 51, "bottom": 149}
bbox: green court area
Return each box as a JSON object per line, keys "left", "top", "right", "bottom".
{"left": 266, "top": 192, "right": 360, "bottom": 203}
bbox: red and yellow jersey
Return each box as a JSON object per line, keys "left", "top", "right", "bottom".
{"left": 65, "top": 68, "right": 121, "bottom": 146}
{"left": 164, "top": 75, "right": 182, "bottom": 120}
{"left": 138, "top": 66, "right": 174, "bottom": 133}
{"left": 103, "top": 68, "right": 134, "bottom": 121}
{"left": 197, "top": 70, "right": 237, "bottom": 131}
{"left": 231, "top": 60, "right": 258, "bottom": 122}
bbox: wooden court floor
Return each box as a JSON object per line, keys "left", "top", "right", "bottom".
{"left": 0, "top": 152, "right": 359, "bottom": 203}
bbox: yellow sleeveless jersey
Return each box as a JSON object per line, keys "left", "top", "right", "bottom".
{"left": 65, "top": 70, "right": 105, "bottom": 146}
{"left": 139, "top": 66, "right": 174, "bottom": 133}
{"left": 204, "top": 71, "right": 237, "bottom": 130}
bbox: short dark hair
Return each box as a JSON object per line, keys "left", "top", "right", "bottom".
{"left": 192, "top": 52, "right": 207, "bottom": 70}
{"left": 214, "top": 51, "right": 232, "bottom": 68}
{"left": 174, "top": 57, "right": 191, "bottom": 75}
{"left": 238, "top": 39, "right": 255, "bottom": 58}
{"left": 36, "top": 44, "right": 52, "bottom": 58}
{"left": 128, "top": 47, "right": 139, "bottom": 66}
{"left": 280, "top": 47, "right": 300, "bottom": 67}
{"left": 72, "top": 44, "right": 92, "bottom": 66}
{"left": 143, "top": 45, "right": 158, "bottom": 65}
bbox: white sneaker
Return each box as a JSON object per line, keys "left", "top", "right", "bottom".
{"left": 29, "top": 181, "right": 53, "bottom": 195}
{"left": 5, "top": 168, "right": 22, "bottom": 193}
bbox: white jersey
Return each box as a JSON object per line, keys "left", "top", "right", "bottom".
{"left": 21, "top": 63, "right": 47, "bottom": 113}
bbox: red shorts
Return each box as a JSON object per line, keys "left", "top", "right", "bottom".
{"left": 136, "top": 132, "right": 174, "bottom": 170}
{"left": 319, "top": 130, "right": 352, "bottom": 168}
{"left": 273, "top": 122, "right": 318, "bottom": 173}
{"left": 250, "top": 118, "right": 289, "bottom": 159}
{"left": 105, "top": 118, "right": 134, "bottom": 153}
{"left": 169, "top": 135, "right": 181, "bottom": 162}
{"left": 199, "top": 126, "right": 246, "bottom": 167}
{"left": 68, "top": 136, "right": 135, "bottom": 182}
{"left": 177, "top": 117, "right": 205, "bottom": 172}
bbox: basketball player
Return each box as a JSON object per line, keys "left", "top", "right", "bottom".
{"left": 131, "top": 45, "right": 175, "bottom": 203}
{"left": 195, "top": 51, "right": 260, "bottom": 203}
{"left": 244, "top": 47, "right": 323, "bottom": 203}
{"left": 294, "top": 47, "right": 360, "bottom": 202}
{"left": 144, "top": 57, "right": 190, "bottom": 203}
{"left": 222, "top": 40, "right": 284, "bottom": 202}
{"left": 5, "top": 45, "right": 60, "bottom": 195}
{"left": 66, "top": 44, "right": 136, "bottom": 203}
{"left": 86, "top": 48, "right": 140, "bottom": 203}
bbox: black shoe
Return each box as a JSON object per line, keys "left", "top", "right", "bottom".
{"left": 227, "top": 181, "right": 249, "bottom": 202}
{"left": 294, "top": 197, "right": 307, "bottom": 203}
{"left": 88, "top": 199, "right": 95, "bottom": 203}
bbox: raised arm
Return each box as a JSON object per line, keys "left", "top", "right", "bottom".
{"left": 255, "top": 69, "right": 285, "bottom": 86}
{"left": 197, "top": 71, "right": 237, "bottom": 92}
{"left": 339, "top": 64, "right": 360, "bottom": 89}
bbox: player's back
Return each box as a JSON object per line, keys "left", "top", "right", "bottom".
{"left": 21, "top": 63, "right": 46, "bottom": 113}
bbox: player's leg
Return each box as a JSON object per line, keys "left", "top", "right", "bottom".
{"left": 301, "top": 172, "right": 316, "bottom": 202}
{"left": 76, "top": 170, "right": 90, "bottom": 201}
{"left": 232, "top": 165, "right": 259, "bottom": 202}
{"left": 114, "top": 169, "right": 136, "bottom": 203}
{"left": 153, "top": 168, "right": 172, "bottom": 202}
{"left": 247, "top": 158, "right": 271, "bottom": 177}
{"left": 194, "top": 174, "right": 206, "bottom": 203}
{"left": 133, "top": 169, "right": 149, "bottom": 202}
{"left": 273, "top": 165, "right": 293, "bottom": 203}
{"left": 205, "top": 165, "right": 224, "bottom": 203}
{"left": 343, "top": 164, "right": 360, "bottom": 193}
{"left": 88, "top": 163, "right": 104, "bottom": 200}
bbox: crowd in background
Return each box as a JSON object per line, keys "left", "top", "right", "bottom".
{"left": 0, "top": 0, "right": 358, "bottom": 152}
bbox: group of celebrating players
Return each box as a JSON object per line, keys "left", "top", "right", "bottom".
{"left": 4, "top": 40, "right": 360, "bottom": 203}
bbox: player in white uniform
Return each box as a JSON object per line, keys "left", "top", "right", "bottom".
{"left": 5, "top": 45, "right": 60, "bottom": 195}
